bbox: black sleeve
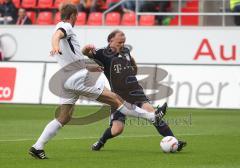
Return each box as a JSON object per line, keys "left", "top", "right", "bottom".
{"left": 92, "top": 49, "right": 101, "bottom": 59}
{"left": 57, "top": 28, "right": 67, "bottom": 38}
{"left": 92, "top": 49, "right": 105, "bottom": 67}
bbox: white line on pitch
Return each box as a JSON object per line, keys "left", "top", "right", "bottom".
{"left": 0, "top": 133, "right": 205, "bottom": 142}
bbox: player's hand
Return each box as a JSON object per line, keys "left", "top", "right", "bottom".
{"left": 82, "top": 44, "right": 96, "bottom": 55}
{"left": 87, "top": 65, "right": 104, "bottom": 72}
{"left": 50, "top": 46, "right": 62, "bottom": 56}
{"left": 95, "top": 66, "right": 104, "bottom": 72}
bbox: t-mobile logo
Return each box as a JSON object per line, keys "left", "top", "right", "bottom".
{"left": 113, "top": 64, "right": 122, "bottom": 73}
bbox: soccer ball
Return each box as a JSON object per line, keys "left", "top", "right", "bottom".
{"left": 160, "top": 136, "right": 178, "bottom": 153}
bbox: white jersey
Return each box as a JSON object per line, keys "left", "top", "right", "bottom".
{"left": 54, "top": 22, "right": 85, "bottom": 67}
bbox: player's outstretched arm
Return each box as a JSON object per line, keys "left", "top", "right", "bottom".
{"left": 86, "top": 65, "right": 103, "bottom": 72}
{"left": 50, "top": 30, "right": 65, "bottom": 56}
{"left": 82, "top": 44, "right": 96, "bottom": 58}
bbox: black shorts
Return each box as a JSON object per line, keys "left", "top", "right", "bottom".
{"left": 109, "top": 100, "right": 150, "bottom": 126}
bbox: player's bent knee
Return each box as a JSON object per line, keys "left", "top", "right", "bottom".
{"left": 57, "top": 115, "right": 71, "bottom": 126}
{"left": 57, "top": 113, "right": 72, "bottom": 125}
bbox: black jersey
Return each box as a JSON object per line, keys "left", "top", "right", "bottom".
{"left": 92, "top": 47, "right": 149, "bottom": 104}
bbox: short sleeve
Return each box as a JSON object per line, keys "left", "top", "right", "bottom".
{"left": 55, "top": 22, "right": 72, "bottom": 38}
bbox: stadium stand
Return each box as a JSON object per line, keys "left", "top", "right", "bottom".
{"left": 37, "top": 0, "right": 53, "bottom": 9}
{"left": 76, "top": 12, "right": 87, "bottom": 25}
{"left": 170, "top": 0, "right": 199, "bottom": 26}
{"left": 54, "top": 0, "right": 64, "bottom": 9}
{"left": 181, "top": 8, "right": 199, "bottom": 26}
{"left": 169, "top": 16, "right": 179, "bottom": 26}
{"left": 36, "top": 11, "right": 53, "bottom": 24}
{"left": 105, "top": 12, "right": 121, "bottom": 25}
{"left": 12, "top": 0, "right": 21, "bottom": 8}
{"left": 6, "top": 0, "right": 234, "bottom": 26}
{"left": 106, "top": 0, "right": 120, "bottom": 7}
{"left": 139, "top": 15, "right": 156, "bottom": 26}
{"left": 26, "top": 11, "right": 36, "bottom": 23}
{"left": 121, "top": 12, "right": 136, "bottom": 26}
{"left": 87, "top": 12, "right": 102, "bottom": 25}
{"left": 3, "top": 0, "right": 201, "bottom": 26}
{"left": 21, "top": 0, "right": 37, "bottom": 9}
{"left": 53, "top": 11, "right": 61, "bottom": 24}
{"left": 181, "top": 0, "right": 199, "bottom": 25}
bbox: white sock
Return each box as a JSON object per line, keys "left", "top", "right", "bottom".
{"left": 117, "top": 102, "right": 155, "bottom": 122}
{"left": 32, "top": 119, "right": 62, "bottom": 150}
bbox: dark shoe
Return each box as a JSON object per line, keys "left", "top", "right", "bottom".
{"left": 29, "top": 147, "right": 48, "bottom": 159}
{"left": 177, "top": 140, "right": 187, "bottom": 151}
{"left": 154, "top": 103, "right": 168, "bottom": 125}
{"left": 91, "top": 141, "right": 104, "bottom": 151}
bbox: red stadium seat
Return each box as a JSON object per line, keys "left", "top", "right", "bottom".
{"left": 76, "top": 12, "right": 87, "bottom": 25}
{"left": 186, "top": 0, "right": 199, "bottom": 8}
{"left": 54, "top": 0, "right": 64, "bottom": 8}
{"left": 169, "top": 16, "right": 178, "bottom": 26}
{"left": 54, "top": 12, "right": 61, "bottom": 24}
{"left": 87, "top": 12, "right": 102, "bottom": 25}
{"left": 181, "top": 8, "right": 199, "bottom": 25}
{"left": 36, "top": 12, "right": 53, "bottom": 25}
{"left": 37, "top": 0, "right": 53, "bottom": 9}
{"left": 121, "top": 12, "right": 136, "bottom": 26}
{"left": 139, "top": 15, "right": 155, "bottom": 26}
{"left": 26, "top": 11, "right": 36, "bottom": 24}
{"left": 105, "top": 12, "right": 121, "bottom": 25}
{"left": 181, "top": 15, "right": 199, "bottom": 25}
{"left": 182, "top": 7, "right": 198, "bottom": 13}
{"left": 21, "top": 0, "right": 37, "bottom": 8}
{"left": 12, "top": 0, "right": 21, "bottom": 8}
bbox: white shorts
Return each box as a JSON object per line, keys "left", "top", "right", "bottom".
{"left": 60, "top": 68, "right": 105, "bottom": 104}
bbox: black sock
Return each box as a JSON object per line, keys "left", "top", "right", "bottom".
{"left": 99, "top": 127, "right": 114, "bottom": 144}
{"left": 154, "top": 120, "right": 174, "bottom": 137}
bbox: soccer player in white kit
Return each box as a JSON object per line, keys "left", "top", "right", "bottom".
{"left": 29, "top": 3, "right": 167, "bottom": 159}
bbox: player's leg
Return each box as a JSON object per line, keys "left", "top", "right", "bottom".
{"left": 141, "top": 102, "right": 174, "bottom": 137}
{"left": 29, "top": 94, "right": 77, "bottom": 159}
{"left": 92, "top": 110, "right": 125, "bottom": 151}
{"left": 56, "top": 104, "right": 74, "bottom": 125}
{"left": 64, "top": 70, "right": 166, "bottom": 123}
{"left": 141, "top": 102, "right": 187, "bottom": 151}
{"left": 92, "top": 121, "right": 124, "bottom": 151}
{"left": 111, "top": 120, "right": 125, "bottom": 136}
{"left": 96, "top": 88, "right": 166, "bottom": 124}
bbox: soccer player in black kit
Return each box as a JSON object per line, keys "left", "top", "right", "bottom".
{"left": 82, "top": 30, "right": 186, "bottom": 151}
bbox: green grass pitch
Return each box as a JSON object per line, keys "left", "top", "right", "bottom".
{"left": 0, "top": 104, "right": 240, "bottom": 168}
